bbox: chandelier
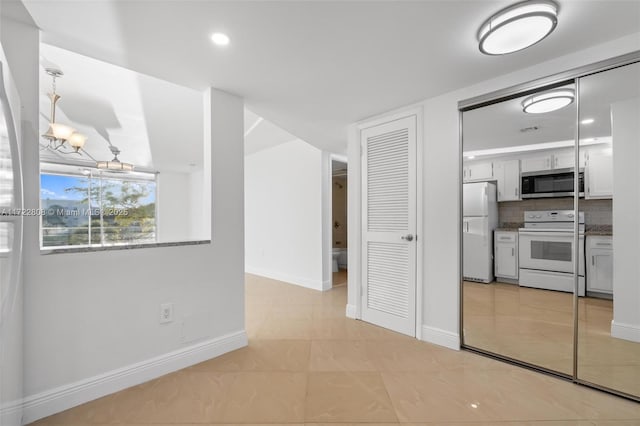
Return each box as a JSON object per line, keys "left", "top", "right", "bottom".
{"left": 41, "top": 67, "right": 134, "bottom": 172}
{"left": 41, "top": 68, "right": 87, "bottom": 153}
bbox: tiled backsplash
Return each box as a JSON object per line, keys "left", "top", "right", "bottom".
{"left": 499, "top": 198, "right": 612, "bottom": 227}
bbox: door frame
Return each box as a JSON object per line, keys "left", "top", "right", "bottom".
{"left": 325, "top": 153, "right": 348, "bottom": 290}
{"left": 349, "top": 106, "right": 424, "bottom": 339}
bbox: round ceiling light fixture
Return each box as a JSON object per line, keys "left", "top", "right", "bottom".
{"left": 478, "top": 0, "right": 558, "bottom": 55}
{"left": 521, "top": 88, "right": 575, "bottom": 114}
{"left": 211, "top": 32, "right": 230, "bottom": 46}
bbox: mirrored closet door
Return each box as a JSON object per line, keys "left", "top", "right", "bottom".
{"left": 461, "top": 82, "right": 577, "bottom": 376}
{"left": 577, "top": 62, "right": 640, "bottom": 399}
{"left": 460, "top": 55, "right": 640, "bottom": 402}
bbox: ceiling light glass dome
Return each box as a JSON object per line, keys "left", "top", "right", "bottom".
{"left": 478, "top": 0, "right": 559, "bottom": 55}
{"left": 521, "top": 88, "right": 575, "bottom": 114}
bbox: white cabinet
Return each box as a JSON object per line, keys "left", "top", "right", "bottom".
{"left": 494, "top": 231, "right": 518, "bottom": 280}
{"left": 586, "top": 235, "right": 613, "bottom": 294}
{"left": 520, "top": 150, "right": 586, "bottom": 173}
{"left": 463, "top": 161, "right": 493, "bottom": 182}
{"left": 520, "top": 155, "right": 552, "bottom": 173}
{"left": 494, "top": 160, "right": 520, "bottom": 201}
{"left": 585, "top": 148, "right": 613, "bottom": 199}
{"left": 553, "top": 151, "right": 575, "bottom": 169}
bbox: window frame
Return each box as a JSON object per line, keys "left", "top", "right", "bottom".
{"left": 39, "top": 164, "right": 158, "bottom": 250}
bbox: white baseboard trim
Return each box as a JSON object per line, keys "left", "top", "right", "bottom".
{"left": 421, "top": 325, "right": 460, "bottom": 350}
{"left": 21, "top": 330, "right": 248, "bottom": 425}
{"left": 611, "top": 320, "right": 640, "bottom": 343}
{"left": 245, "top": 266, "right": 324, "bottom": 291}
{"left": 322, "top": 279, "right": 332, "bottom": 291}
{"left": 0, "top": 398, "right": 23, "bottom": 426}
{"left": 345, "top": 304, "right": 357, "bottom": 319}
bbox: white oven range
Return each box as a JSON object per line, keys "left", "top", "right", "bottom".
{"left": 518, "top": 210, "right": 585, "bottom": 296}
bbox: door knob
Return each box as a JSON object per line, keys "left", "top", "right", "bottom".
{"left": 401, "top": 234, "right": 414, "bottom": 241}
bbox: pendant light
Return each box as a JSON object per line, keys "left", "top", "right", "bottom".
{"left": 478, "top": 0, "right": 559, "bottom": 55}
{"left": 522, "top": 88, "right": 575, "bottom": 114}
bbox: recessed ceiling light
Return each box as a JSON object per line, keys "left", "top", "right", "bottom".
{"left": 211, "top": 32, "right": 230, "bottom": 46}
{"left": 581, "top": 118, "right": 595, "bottom": 125}
{"left": 478, "top": 0, "right": 558, "bottom": 55}
{"left": 521, "top": 88, "right": 574, "bottom": 114}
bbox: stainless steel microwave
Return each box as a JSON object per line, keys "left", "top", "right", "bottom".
{"left": 521, "top": 168, "right": 584, "bottom": 199}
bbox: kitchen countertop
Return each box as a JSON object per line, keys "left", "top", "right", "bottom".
{"left": 585, "top": 225, "right": 613, "bottom": 236}
{"left": 495, "top": 223, "right": 523, "bottom": 232}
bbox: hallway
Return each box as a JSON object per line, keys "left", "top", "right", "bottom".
{"left": 32, "top": 274, "right": 640, "bottom": 425}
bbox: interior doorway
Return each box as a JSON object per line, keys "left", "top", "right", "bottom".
{"left": 331, "top": 158, "right": 348, "bottom": 287}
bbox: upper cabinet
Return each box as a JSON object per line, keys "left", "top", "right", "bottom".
{"left": 585, "top": 148, "right": 613, "bottom": 199}
{"left": 494, "top": 159, "right": 520, "bottom": 202}
{"left": 520, "top": 150, "right": 586, "bottom": 173}
{"left": 463, "top": 161, "right": 493, "bottom": 182}
{"left": 520, "top": 154, "right": 552, "bottom": 173}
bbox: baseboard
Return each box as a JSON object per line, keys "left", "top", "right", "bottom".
{"left": 245, "top": 266, "right": 325, "bottom": 291}
{"left": 322, "top": 279, "right": 332, "bottom": 291}
{"left": 611, "top": 320, "right": 640, "bottom": 343}
{"left": 21, "top": 330, "right": 248, "bottom": 425}
{"left": 0, "top": 398, "right": 22, "bottom": 426}
{"left": 345, "top": 303, "right": 357, "bottom": 319}
{"left": 421, "top": 325, "right": 460, "bottom": 350}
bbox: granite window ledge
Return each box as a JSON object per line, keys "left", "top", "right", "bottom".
{"left": 41, "top": 239, "right": 211, "bottom": 255}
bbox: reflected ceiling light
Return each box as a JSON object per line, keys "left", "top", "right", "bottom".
{"left": 478, "top": 0, "right": 558, "bottom": 55}
{"left": 96, "top": 146, "right": 134, "bottom": 172}
{"left": 211, "top": 32, "right": 230, "bottom": 46}
{"left": 41, "top": 68, "right": 89, "bottom": 154}
{"left": 581, "top": 118, "right": 595, "bottom": 125}
{"left": 467, "top": 155, "right": 476, "bottom": 160}
{"left": 521, "top": 88, "right": 574, "bottom": 114}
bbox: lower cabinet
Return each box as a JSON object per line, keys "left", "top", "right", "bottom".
{"left": 495, "top": 231, "right": 518, "bottom": 280}
{"left": 586, "top": 235, "right": 613, "bottom": 294}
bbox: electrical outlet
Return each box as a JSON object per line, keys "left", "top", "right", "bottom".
{"left": 160, "top": 303, "right": 173, "bottom": 324}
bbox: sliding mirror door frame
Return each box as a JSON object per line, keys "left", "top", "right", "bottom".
{"left": 458, "top": 51, "right": 640, "bottom": 402}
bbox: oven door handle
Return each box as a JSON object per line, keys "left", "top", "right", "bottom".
{"left": 519, "top": 231, "right": 583, "bottom": 238}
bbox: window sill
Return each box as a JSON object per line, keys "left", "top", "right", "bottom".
{"left": 40, "top": 239, "right": 211, "bottom": 255}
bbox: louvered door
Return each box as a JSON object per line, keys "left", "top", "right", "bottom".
{"left": 361, "top": 116, "right": 417, "bottom": 336}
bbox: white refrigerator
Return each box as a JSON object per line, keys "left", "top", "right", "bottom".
{"left": 463, "top": 182, "right": 498, "bottom": 283}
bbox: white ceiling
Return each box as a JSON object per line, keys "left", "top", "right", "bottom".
{"left": 463, "top": 62, "right": 640, "bottom": 153}
{"left": 39, "top": 44, "right": 297, "bottom": 172}
{"left": 39, "top": 44, "right": 204, "bottom": 173}
{"left": 22, "top": 1, "right": 640, "bottom": 154}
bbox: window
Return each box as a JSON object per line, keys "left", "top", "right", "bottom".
{"left": 41, "top": 166, "right": 157, "bottom": 248}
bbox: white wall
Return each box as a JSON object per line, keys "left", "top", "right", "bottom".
{"left": 157, "top": 171, "right": 190, "bottom": 243}
{"left": 347, "top": 32, "right": 640, "bottom": 349}
{"left": 188, "top": 169, "right": 207, "bottom": 240}
{"left": 245, "top": 139, "right": 329, "bottom": 291}
{"left": 8, "top": 11, "right": 246, "bottom": 422}
{"left": 612, "top": 97, "right": 640, "bottom": 342}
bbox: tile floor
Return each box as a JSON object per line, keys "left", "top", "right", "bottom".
{"left": 332, "top": 270, "right": 347, "bottom": 287}
{"left": 463, "top": 281, "right": 640, "bottom": 397}
{"left": 31, "top": 274, "right": 640, "bottom": 426}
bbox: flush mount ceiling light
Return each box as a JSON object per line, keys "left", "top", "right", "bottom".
{"left": 478, "top": 0, "right": 558, "bottom": 55}
{"left": 522, "top": 88, "right": 574, "bottom": 114}
{"left": 211, "top": 32, "right": 230, "bottom": 46}
{"left": 96, "top": 146, "right": 134, "bottom": 172}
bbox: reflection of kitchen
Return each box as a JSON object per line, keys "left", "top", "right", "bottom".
{"left": 462, "top": 143, "right": 613, "bottom": 299}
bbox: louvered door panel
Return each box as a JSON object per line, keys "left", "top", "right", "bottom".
{"left": 367, "top": 242, "right": 409, "bottom": 317}
{"left": 361, "top": 116, "right": 417, "bottom": 337}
